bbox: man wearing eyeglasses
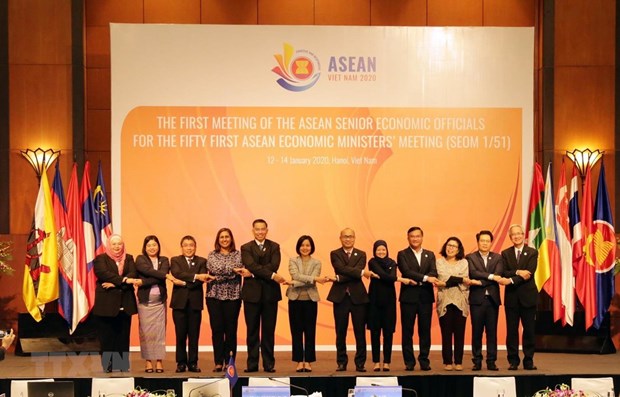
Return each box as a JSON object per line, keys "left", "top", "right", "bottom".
{"left": 501, "top": 224, "right": 538, "bottom": 371}
{"left": 327, "top": 228, "right": 377, "bottom": 372}
{"left": 397, "top": 226, "right": 438, "bottom": 371}
{"left": 467, "top": 230, "right": 510, "bottom": 371}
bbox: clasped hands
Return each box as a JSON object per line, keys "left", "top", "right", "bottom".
{"left": 102, "top": 277, "right": 143, "bottom": 289}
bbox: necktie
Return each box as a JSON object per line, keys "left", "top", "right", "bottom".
{"left": 258, "top": 243, "right": 264, "bottom": 251}
{"left": 187, "top": 258, "right": 193, "bottom": 267}
{"left": 516, "top": 250, "right": 521, "bottom": 261}
{"left": 346, "top": 251, "right": 351, "bottom": 259}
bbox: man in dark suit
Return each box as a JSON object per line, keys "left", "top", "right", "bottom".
{"left": 397, "top": 226, "right": 438, "bottom": 371}
{"left": 239, "top": 219, "right": 284, "bottom": 373}
{"left": 467, "top": 230, "right": 510, "bottom": 371}
{"left": 501, "top": 224, "right": 538, "bottom": 370}
{"left": 170, "top": 235, "right": 211, "bottom": 373}
{"left": 327, "top": 228, "right": 377, "bottom": 372}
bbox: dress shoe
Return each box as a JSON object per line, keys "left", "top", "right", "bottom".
{"left": 405, "top": 365, "right": 414, "bottom": 371}
{"left": 336, "top": 364, "right": 347, "bottom": 371}
{"left": 382, "top": 364, "right": 390, "bottom": 372}
{"left": 188, "top": 365, "right": 201, "bottom": 373}
{"left": 264, "top": 367, "right": 276, "bottom": 373}
{"left": 244, "top": 367, "right": 258, "bottom": 373}
{"left": 443, "top": 364, "right": 453, "bottom": 371}
{"left": 454, "top": 364, "right": 463, "bottom": 371}
{"left": 420, "top": 365, "right": 431, "bottom": 371}
{"left": 508, "top": 364, "right": 519, "bottom": 371}
{"left": 524, "top": 364, "right": 537, "bottom": 370}
{"left": 213, "top": 365, "right": 223, "bottom": 372}
{"left": 175, "top": 364, "right": 187, "bottom": 373}
{"left": 487, "top": 363, "right": 499, "bottom": 371}
{"left": 472, "top": 364, "right": 482, "bottom": 371}
{"left": 356, "top": 366, "right": 366, "bottom": 372}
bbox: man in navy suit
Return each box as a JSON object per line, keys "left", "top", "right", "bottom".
{"left": 467, "top": 230, "right": 510, "bottom": 371}
{"left": 501, "top": 224, "right": 538, "bottom": 370}
{"left": 397, "top": 226, "right": 438, "bottom": 371}
{"left": 170, "top": 235, "right": 211, "bottom": 373}
{"left": 327, "top": 228, "right": 377, "bottom": 372}
{"left": 239, "top": 219, "right": 285, "bottom": 373}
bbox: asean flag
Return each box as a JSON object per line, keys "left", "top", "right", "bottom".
{"left": 591, "top": 162, "right": 615, "bottom": 329}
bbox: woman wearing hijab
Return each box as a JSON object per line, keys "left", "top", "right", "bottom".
{"left": 93, "top": 234, "right": 142, "bottom": 372}
{"left": 367, "top": 240, "right": 415, "bottom": 371}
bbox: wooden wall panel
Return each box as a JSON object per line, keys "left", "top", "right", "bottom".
{"left": 555, "top": 0, "right": 615, "bottom": 66}
{"left": 483, "top": 0, "right": 536, "bottom": 27}
{"left": 145, "top": 0, "right": 201, "bottom": 24}
{"left": 201, "top": 0, "right": 257, "bottom": 24}
{"left": 427, "top": 0, "right": 482, "bottom": 26}
{"left": 86, "top": 68, "right": 111, "bottom": 110}
{"left": 8, "top": 0, "right": 72, "bottom": 65}
{"left": 85, "top": 0, "right": 144, "bottom": 27}
{"left": 86, "top": 26, "right": 111, "bottom": 68}
{"left": 86, "top": 110, "right": 112, "bottom": 152}
{"left": 554, "top": 67, "right": 614, "bottom": 153}
{"left": 370, "top": 0, "right": 427, "bottom": 26}
{"left": 9, "top": 65, "right": 72, "bottom": 150}
{"left": 9, "top": 153, "right": 39, "bottom": 234}
{"left": 315, "top": 0, "right": 371, "bottom": 26}
{"left": 258, "top": 0, "right": 315, "bottom": 25}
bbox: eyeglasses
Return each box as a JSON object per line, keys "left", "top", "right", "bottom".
{"left": 446, "top": 244, "right": 459, "bottom": 248}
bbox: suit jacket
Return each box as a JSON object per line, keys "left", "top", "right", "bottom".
{"left": 467, "top": 251, "right": 503, "bottom": 306}
{"left": 326, "top": 247, "right": 369, "bottom": 305}
{"left": 92, "top": 253, "right": 138, "bottom": 317}
{"left": 501, "top": 245, "right": 538, "bottom": 308}
{"left": 240, "top": 239, "right": 282, "bottom": 303}
{"left": 286, "top": 256, "right": 321, "bottom": 301}
{"left": 135, "top": 254, "right": 170, "bottom": 305}
{"left": 169, "top": 255, "right": 207, "bottom": 310}
{"left": 396, "top": 247, "right": 437, "bottom": 304}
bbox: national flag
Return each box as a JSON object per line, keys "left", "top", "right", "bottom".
{"left": 51, "top": 163, "right": 75, "bottom": 328}
{"left": 225, "top": 354, "right": 238, "bottom": 389}
{"left": 538, "top": 164, "right": 562, "bottom": 318}
{"left": 23, "top": 167, "right": 59, "bottom": 321}
{"left": 66, "top": 163, "right": 91, "bottom": 323}
{"left": 93, "top": 161, "right": 112, "bottom": 255}
{"left": 555, "top": 160, "right": 574, "bottom": 326}
{"left": 80, "top": 161, "right": 97, "bottom": 310}
{"left": 592, "top": 162, "right": 616, "bottom": 329}
{"left": 525, "top": 162, "right": 546, "bottom": 289}
{"left": 575, "top": 165, "right": 596, "bottom": 330}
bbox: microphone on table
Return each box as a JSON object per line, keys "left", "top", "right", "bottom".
{"left": 187, "top": 377, "right": 226, "bottom": 397}
{"left": 371, "top": 383, "right": 418, "bottom": 397}
{"left": 268, "top": 377, "right": 310, "bottom": 396}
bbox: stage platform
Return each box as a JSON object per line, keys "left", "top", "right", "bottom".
{"left": 1, "top": 350, "right": 618, "bottom": 397}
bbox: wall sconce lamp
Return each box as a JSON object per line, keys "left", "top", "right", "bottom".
{"left": 20, "top": 148, "right": 61, "bottom": 179}
{"left": 566, "top": 148, "right": 603, "bottom": 180}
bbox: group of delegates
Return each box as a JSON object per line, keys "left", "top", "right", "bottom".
{"left": 91, "top": 220, "right": 538, "bottom": 374}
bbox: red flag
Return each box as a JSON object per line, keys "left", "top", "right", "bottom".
{"left": 575, "top": 165, "right": 596, "bottom": 330}
{"left": 67, "top": 164, "right": 94, "bottom": 317}
{"left": 555, "top": 160, "right": 574, "bottom": 326}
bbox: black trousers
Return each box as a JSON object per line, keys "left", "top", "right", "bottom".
{"left": 400, "top": 301, "right": 432, "bottom": 368}
{"left": 172, "top": 302, "right": 202, "bottom": 366}
{"left": 333, "top": 295, "right": 367, "bottom": 368}
{"left": 438, "top": 304, "right": 467, "bottom": 365}
{"left": 288, "top": 299, "right": 318, "bottom": 362}
{"left": 470, "top": 297, "right": 499, "bottom": 365}
{"left": 207, "top": 298, "right": 241, "bottom": 366}
{"left": 96, "top": 312, "right": 132, "bottom": 371}
{"left": 370, "top": 329, "right": 394, "bottom": 364}
{"left": 244, "top": 300, "right": 278, "bottom": 370}
{"left": 505, "top": 304, "right": 536, "bottom": 366}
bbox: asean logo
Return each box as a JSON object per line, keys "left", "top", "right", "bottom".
{"left": 272, "top": 43, "right": 321, "bottom": 92}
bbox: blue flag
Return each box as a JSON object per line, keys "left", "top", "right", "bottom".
{"left": 592, "top": 162, "right": 616, "bottom": 329}
{"left": 225, "top": 354, "right": 238, "bottom": 389}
